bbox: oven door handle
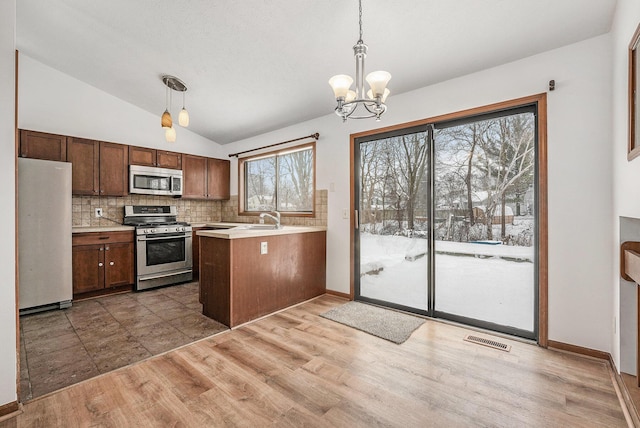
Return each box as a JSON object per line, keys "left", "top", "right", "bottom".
{"left": 137, "top": 234, "right": 191, "bottom": 242}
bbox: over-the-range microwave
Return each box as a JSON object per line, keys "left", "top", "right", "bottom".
{"left": 129, "top": 165, "right": 182, "bottom": 197}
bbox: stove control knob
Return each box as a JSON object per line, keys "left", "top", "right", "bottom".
{"left": 177, "top": 226, "right": 184, "bottom": 232}
{"left": 164, "top": 228, "right": 169, "bottom": 233}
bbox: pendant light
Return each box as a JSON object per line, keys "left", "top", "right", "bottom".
{"left": 179, "top": 90, "right": 189, "bottom": 127}
{"left": 160, "top": 75, "right": 189, "bottom": 142}
{"left": 328, "top": 0, "right": 391, "bottom": 122}
{"left": 165, "top": 126, "right": 177, "bottom": 143}
{"left": 161, "top": 85, "right": 172, "bottom": 128}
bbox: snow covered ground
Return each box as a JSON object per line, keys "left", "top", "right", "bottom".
{"left": 359, "top": 233, "right": 534, "bottom": 331}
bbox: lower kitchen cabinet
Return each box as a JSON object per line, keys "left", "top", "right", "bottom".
{"left": 72, "top": 231, "right": 134, "bottom": 297}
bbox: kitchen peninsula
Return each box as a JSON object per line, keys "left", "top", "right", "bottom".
{"left": 197, "top": 225, "right": 326, "bottom": 327}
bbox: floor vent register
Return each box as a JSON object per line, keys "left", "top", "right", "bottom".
{"left": 463, "top": 334, "right": 512, "bottom": 352}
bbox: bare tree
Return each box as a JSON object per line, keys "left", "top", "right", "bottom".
{"left": 476, "top": 113, "right": 535, "bottom": 240}
{"left": 279, "top": 148, "right": 313, "bottom": 211}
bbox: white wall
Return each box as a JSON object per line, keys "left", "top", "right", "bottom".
{"left": 612, "top": 0, "right": 640, "bottom": 370}
{"left": 18, "top": 54, "right": 225, "bottom": 159}
{"left": 225, "top": 35, "right": 615, "bottom": 353}
{"left": 0, "top": 0, "right": 18, "bottom": 407}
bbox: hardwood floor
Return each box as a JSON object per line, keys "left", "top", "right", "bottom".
{"left": 5, "top": 295, "right": 628, "bottom": 427}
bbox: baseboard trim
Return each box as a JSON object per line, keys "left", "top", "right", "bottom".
{"left": 547, "top": 340, "right": 636, "bottom": 427}
{"left": 0, "top": 401, "right": 21, "bottom": 422}
{"left": 325, "top": 290, "right": 351, "bottom": 300}
{"left": 612, "top": 360, "right": 640, "bottom": 427}
{"left": 547, "top": 340, "right": 610, "bottom": 360}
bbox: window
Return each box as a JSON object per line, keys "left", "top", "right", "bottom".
{"left": 239, "top": 142, "right": 315, "bottom": 215}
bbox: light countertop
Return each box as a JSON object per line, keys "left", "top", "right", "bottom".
{"left": 72, "top": 226, "right": 135, "bottom": 233}
{"left": 196, "top": 224, "right": 326, "bottom": 240}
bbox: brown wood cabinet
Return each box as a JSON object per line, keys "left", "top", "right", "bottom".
{"left": 207, "top": 158, "right": 231, "bottom": 200}
{"left": 192, "top": 227, "right": 203, "bottom": 280}
{"left": 19, "top": 130, "right": 228, "bottom": 199}
{"left": 183, "top": 154, "right": 230, "bottom": 200}
{"left": 19, "top": 130, "right": 67, "bottom": 161}
{"left": 200, "top": 231, "right": 326, "bottom": 327}
{"left": 129, "top": 146, "right": 182, "bottom": 169}
{"left": 67, "top": 138, "right": 128, "bottom": 196}
{"left": 72, "top": 231, "right": 135, "bottom": 297}
{"left": 182, "top": 154, "right": 207, "bottom": 199}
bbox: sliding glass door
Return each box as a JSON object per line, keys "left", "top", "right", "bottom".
{"left": 354, "top": 104, "right": 538, "bottom": 339}
{"left": 355, "top": 125, "right": 430, "bottom": 312}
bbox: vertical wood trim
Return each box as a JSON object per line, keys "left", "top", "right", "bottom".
{"left": 628, "top": 22, "right": 640, "bottom": 161}
{"left": 349, "top": 93, "right": 548, "bottom": 344}
{"left": 537, "top": 93, "right": 549, "bottom": 348}
{"left": 14, "top": 49, "right": 20, "bottom": 402}
{"left": 349, "top": 133, "right": 356, "bottom": 300}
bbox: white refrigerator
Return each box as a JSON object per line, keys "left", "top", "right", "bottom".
{"left": 18, "top": 158, "right": 73, "bottom": 313}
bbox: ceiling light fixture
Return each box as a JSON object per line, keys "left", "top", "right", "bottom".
{"left": 160, "top": 75, "right": 189, "bottom": 142}
{"left": 328, "top": 0, "right": 391, "bottom": 122}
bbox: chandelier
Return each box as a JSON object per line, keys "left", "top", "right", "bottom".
{"left": 160, "top": 75, "right": 189, "bottom": 142}
{"left": 328, "top": 0, "right": 391, "bottom": 122}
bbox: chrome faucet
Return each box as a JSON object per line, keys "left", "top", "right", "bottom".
{"left": 259, "top": 211, "right": 281, "bottom": 229}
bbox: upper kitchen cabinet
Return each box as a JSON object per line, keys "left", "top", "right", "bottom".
{"left": 19, "top": 130, "right": 67, "bottom": 161}
{"left": 207, "top": 157, "right": 230, "bottom": 200}
{"left": 157, "top": 150, "right": 182, "bottom": 170}
{"left": 182, "top": 154, "right": 230, "bottom": 200}
{"left": 182, "top": 154, "right": 207, "bottom": 199}
{"left": 129, "top": 146, "right": 182, "bottom": 170}
{"left": 67, "top": 138, "right": 128, "bottom": 196}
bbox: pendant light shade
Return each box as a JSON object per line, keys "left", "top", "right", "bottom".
{"left": 178, "top": 90, "right": 189, "bottom": 127}
{"left": 161, "top": 109, "right": 172, "bottom": 128}
{"left": 165, "top": 126, "right": 176, "bottom": 143}
{"left": 179, "top": 108, "right": 189, "bottom": 127}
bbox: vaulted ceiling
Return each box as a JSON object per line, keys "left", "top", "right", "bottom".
{"left": 17, "top": 0, "right": 617, "bottom": 144}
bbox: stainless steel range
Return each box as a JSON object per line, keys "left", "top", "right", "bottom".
{"left": 123, "top": 205, "right": 192, "bottom": 291}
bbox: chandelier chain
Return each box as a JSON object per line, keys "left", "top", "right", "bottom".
{"left": 358, "top": 0, "right": 363, "bottom": 43}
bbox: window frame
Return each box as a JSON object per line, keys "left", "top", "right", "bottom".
{"left": 238, "top": 141, "right": 316, "bottom": 217}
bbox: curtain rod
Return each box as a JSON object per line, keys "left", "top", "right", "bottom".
{"left": 228, "top": 133, "right": 319, "bottom": 158}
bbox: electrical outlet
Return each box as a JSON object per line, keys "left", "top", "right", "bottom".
{"left": 95, "top": 208, "right": 103, "bottom": 218}
{"left": 260, "top": 241, "right": 268, "bottom": 255}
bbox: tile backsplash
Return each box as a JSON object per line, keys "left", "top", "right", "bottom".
{"left": 72, "top": 189, "right": 328, "bottom": 227}
{"left": 220, "top": 189, "right": 327, "bottom": 227}
{"left": 72, "top": 195, "right": 222, "bottom": 227}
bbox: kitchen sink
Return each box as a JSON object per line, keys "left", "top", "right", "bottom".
{"left": 241, "top": 224, "right": 281, "bottom": 230}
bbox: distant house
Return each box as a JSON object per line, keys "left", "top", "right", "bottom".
{"left": 473, "top": 205, "right": 514, "bottom": 225}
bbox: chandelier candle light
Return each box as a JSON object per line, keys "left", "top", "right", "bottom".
{"left": 160, "top": 75, "right": 189, "bottom": 142}
{"left": 329, "top": 0, "right": 391, "bottom": 122}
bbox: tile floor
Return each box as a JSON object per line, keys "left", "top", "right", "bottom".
{"left": 19, "top": 282, "right": 228, "bottom": 402}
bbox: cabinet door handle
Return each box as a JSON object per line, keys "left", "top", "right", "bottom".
{"left": 105, "top": 246, "right": 109, "bottom": 251}
{"left": 109, "top": 261, "right": 115, "bottom": 266}
{"left": 99, "top": 236, "right": 109, "bottom": 240}
{"left": 98, "top": 262, "right": 103, "bottom": 267}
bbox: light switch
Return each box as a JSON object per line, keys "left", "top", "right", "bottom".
{"left": 260, "top": 241, "right": 268, "bottom": 255}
